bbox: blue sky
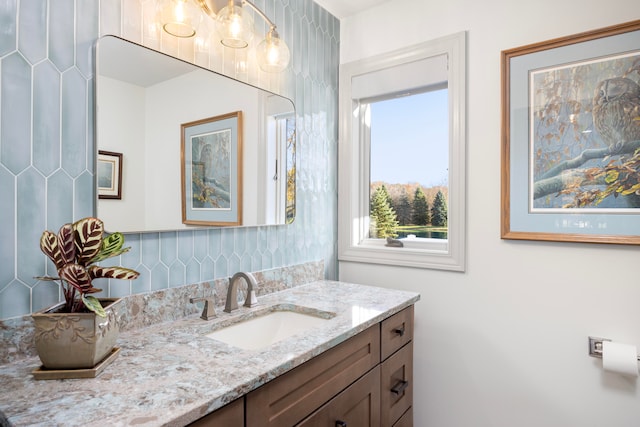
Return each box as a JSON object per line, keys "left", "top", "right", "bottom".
{"left": 370, "top": 89, "right": 448, "bottom": 187}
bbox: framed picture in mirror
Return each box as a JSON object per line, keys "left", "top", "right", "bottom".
{"left": 97, "top": 150, "right": 123, "bottom": 200}
{"left": 181, "top": 111, "right": 243, "bottom": 226}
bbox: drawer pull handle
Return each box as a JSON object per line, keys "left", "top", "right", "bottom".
{"left": 393, "top": 325, "right": 405, "bottom": 337}
{"left": 336, "top": 421, "right": 347, "bottom": 427}
{"left": 391, "top": 380, "right": 409, "bottom": 395}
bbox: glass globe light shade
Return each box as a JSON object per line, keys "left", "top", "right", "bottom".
{"left": 160, "top": 0, "right": 202, "bottom": 38}
{"left": 256, "top": 30, "right": 291, "bottom": 73}
{"left": 216, "top": 2, "right": 254, "bottom": 48}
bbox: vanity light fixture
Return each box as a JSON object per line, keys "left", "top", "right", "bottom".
{"left": 213, "top": 0, "right": 254, "bottom": 48}
{"left": 159, "top": 0, "right": 202, "bottom": 38}
{"left": 254, "top": 25, "right": 291, "bottom": 73}
{"left": 160, "top": 0, "right": 291, "bottom": 73}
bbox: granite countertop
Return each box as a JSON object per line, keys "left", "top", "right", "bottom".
{"left": 0, "top": 280, "right": 419, "bottom": 427}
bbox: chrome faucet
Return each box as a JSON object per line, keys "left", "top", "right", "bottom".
{"left": 224, "top": 272, "right": 260, "bottom": 313}
{"left": 189, "top": 296, "right": 216, "bottom": 320}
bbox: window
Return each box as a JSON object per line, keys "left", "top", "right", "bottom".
{"left": 368, "top": 87, "right": 448, "bottom": 239}
{"left": 338, "top": 32, "right": 466, "bottom": 271}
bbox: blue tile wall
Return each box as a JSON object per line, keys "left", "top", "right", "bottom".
{"left": 0, "top": 0, "right": 339, "bottom": 319}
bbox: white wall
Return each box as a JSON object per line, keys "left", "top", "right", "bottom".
{"left": 98, "top": 76, "right": 147, "bottom": 231}
{"left": 338, "top": 1, "right": 640, "bottom": 426}
{"left": 144, "top": 70, "right": 261, "bottom": 230}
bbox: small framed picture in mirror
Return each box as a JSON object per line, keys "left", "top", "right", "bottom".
{"left": 97, "top": 150, "right": 123, "bottom": 200}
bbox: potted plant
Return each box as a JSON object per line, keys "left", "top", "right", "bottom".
{"left": 33, "top": 217, "right": 139, "bottom": 371}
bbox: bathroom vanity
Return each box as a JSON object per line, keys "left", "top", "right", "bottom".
{"left": 0, "top": 280, "right": 419, "bottom": 427}
{"left": 195, "top": 305, "right": 414, "bottom": 426}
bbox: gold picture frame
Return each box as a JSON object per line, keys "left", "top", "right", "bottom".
{"left": 501, "top": 20, "right": 640, "bottom": 244}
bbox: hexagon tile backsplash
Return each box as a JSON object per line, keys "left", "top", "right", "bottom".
{"left": 0, "top": 0, "right": 339, "bottom": 319}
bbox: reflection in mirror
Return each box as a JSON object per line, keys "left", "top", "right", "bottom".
{"left": 95, "top": 35, "right": 295, "bottom": 232}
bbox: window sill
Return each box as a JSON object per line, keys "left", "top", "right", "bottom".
{"left": 339, "top": 238, "right": 464, "bottom": 271}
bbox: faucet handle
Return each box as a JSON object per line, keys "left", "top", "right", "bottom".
{"left": 242, "top": 272, "right": 260, "bottom": 308}
{"left": 190, "top": 297, "right": 216, "bottom": 320}
{"left": 244, "top": 288, "right": 259, "bottom": 308}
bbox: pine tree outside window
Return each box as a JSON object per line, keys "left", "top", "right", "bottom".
{"left": 370, "top": 185, "right": 399, "bottom": 238}
{"left": 412, "top": 187, "right": 431, "bottom": 227}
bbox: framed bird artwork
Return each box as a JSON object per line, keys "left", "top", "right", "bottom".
{"left": 501, "top": 19, "right": 640, "bottom": 245}
{"left": 181, "top": 111, "right": 244, "bottom": 227}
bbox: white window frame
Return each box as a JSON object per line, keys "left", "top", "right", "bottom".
{"left": 338, "top": 32, "right": 467, "bottom": 271}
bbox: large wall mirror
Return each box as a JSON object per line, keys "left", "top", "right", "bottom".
{"left": 95, "top": 35, "right": 296, "bottom": 233}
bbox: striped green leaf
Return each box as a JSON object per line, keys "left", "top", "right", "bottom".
{"left": 82, "top": 295, "right": 107, "bottom": 317}
{"left": 57, "top": 223, "right": 76, "bottom": 265}
{"left": 40, "top": 231, "right": 64, "bottom": 269}
{"left": 89, "top": 266, "right": 140, "bottom": 281}
{"left": 73, "top": 218, "right": 104, "bottom": 266}
{"left": 90, "top": 232, "right": 129, "bottom": 263}
{"left": 60, "top": 264, "right": 93, "bottom": 294}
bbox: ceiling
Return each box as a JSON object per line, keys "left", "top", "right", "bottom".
{"left": 98, "top": 36, "right": 195, "bottom": 87}
{"left": 312, "top": 0, "right": 389, "bottom": 19}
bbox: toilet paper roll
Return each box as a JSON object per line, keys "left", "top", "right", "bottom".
{"left": 602, "top": 341, "right": 639, "bottom": 377}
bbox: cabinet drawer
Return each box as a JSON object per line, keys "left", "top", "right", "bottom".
{"left": 392, "top": 407, "right": 412, "bottom": 427}
{"left": 246, "top": 325, "right": 381, "bottom": 427}
{"left": 187, "top": 397, "right": 244, "bottom": 427}
{"left": 380, "top": 306, "right": 413, "bottom": 361}
{"left": 380, "top": 342, "right": 413, "bottom": 427}
{"left": 297, "top": 366, "right": 381, "bottom": 427}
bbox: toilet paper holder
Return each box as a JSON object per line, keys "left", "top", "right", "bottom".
{"left": 588, "top": 336, "right": 640, "bottom": 361}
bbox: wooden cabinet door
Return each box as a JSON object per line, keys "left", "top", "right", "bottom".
{"left": 187, "top": 397, "right": 244, "bottom": 427}
{"left": 380, "top": 306, "right": 413, "bottom": 361}
{"left": 380, "top": 342, "right": 413, "bottom": 427}
{"left": 297, "top": 366, "right": 381, "bottom": 427}
{"left": 392, "top": 407, "right": 412, "bottom": 427}
{"left": 247, "top": 325, "right": 380, "bottom": 427}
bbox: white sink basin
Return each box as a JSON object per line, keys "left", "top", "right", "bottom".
{"left": 205, "top": 310, "right": 332, "bottom": 350}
